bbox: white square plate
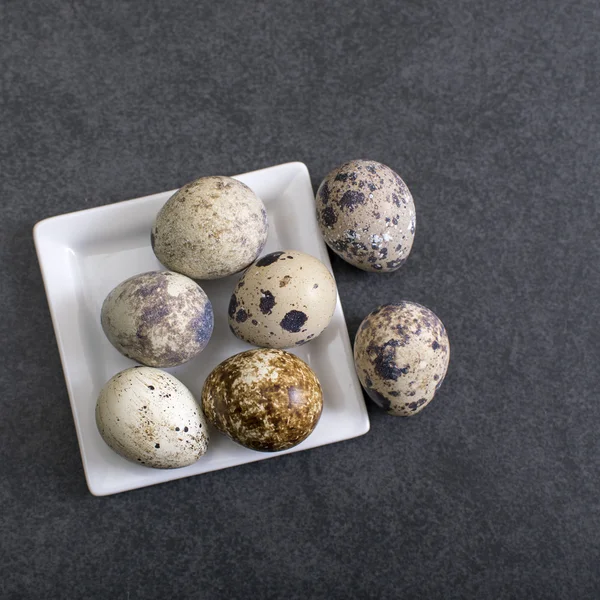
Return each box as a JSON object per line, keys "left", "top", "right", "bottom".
{"left": 34, "top": 162, "right": 370, "bottom": 496}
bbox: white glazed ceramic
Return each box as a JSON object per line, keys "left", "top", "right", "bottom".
{"left": 34, "top": 162, "right": 370, "bottom": 496}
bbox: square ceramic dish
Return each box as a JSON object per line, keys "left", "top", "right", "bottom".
{"left": 34, "top": 162, "right": 370, "bottom": 496}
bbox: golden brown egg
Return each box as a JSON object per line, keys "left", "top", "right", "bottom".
{"left": 201, "top": 349, "right": 323, "bottom": 451}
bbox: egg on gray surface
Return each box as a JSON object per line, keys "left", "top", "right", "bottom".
{"left": 101, "top": 271, "right": 213, "bottom": 368}
{"left": 316, "top": 159, "right": 416, "bottom": 272}
{"left": 96, "top": 367, "right": 209, "bottom": 468}
{"left": 228, "top": 250, "right": 337, "bottom": 349}
{"left": 151, "top": 176, "right": 268, "bottom": 280}
{"left": 354, "top": 302, "right": 449, "bottom": 416}
{"left": 201, "top": 349, "right": 323, "bottom": 452}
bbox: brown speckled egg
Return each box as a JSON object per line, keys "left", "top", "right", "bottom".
{"left": 101, "top": 271, "right": 213, "bottom": 367}
{"left": 96, "top": 367, "right": 209, "bottom": 468}
{"left": 228, "top": 250, "right": 337, "bottom": 349}
{"left": 316, "top": 159, "right": 416, "bottom": 272}
{"left": 201, "top": 349, "right": 323, "bottom": 452}
{"left": 152, "top": 176, "right": 268, "bottom": 279}
{"left": 354, "top": 302, "right": 449, "bottom": 416}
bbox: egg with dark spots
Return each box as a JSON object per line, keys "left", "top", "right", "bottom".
{"left": 152, "top": 176, "right": 268, "bottom": 279}
{"left": 316, "top": 160, "right": 416, "bottom": 272}
{"left": 228, "top": 250, "right": 337, "bottom": 349}
{"left": 96, "top": 367, "right": 209, "bottom": 468}
{"left": 201, "top": 349, "right": 323, "bottom": 451}
{"left": 354, "top": 302, "right": 450, "bottom": 416}
{"left": 101, "top": 271, "right": 213, "bottom": 367}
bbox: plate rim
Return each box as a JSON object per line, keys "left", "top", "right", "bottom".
{"left": 32, "top": 161, "right": 311, "bottom": 238}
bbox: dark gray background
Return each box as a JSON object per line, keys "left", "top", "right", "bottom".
{"left": 1, "top": 0, "right": 599, "bottom": 598}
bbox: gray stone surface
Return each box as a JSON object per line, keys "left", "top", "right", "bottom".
{"left": 1, "top": 1, "right": 599, "bottom": 598}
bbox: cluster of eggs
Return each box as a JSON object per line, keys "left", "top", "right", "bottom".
{"left": 95, "top": 161, "right": 450, "bottom": 470}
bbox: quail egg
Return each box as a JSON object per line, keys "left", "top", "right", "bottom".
{"left": 151, "top": 176, "right": 268, "bottom": 279}
{"left": 201, "top": 349, "right": 323, "bottom": 452}
{"left": 101, "top": 271, "right": 213, "bottom": 367}
{"left": 96, "top": 367, "right": 209, "bottom": 468}
{"left": 354, "top": 302, "right": 449, "bottom": 416}
{"left": 228, "top": 250, "right": 337, "bottom": 348}
{"left": 316, "top": 159, "right": 416, "bottom": 272}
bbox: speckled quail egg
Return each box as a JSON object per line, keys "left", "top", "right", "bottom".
{"left": 354, "top": 302, "right": 449, "bottom": 416}
{"left": 96, "top": 367, "right": 209, "bottom": 468}
{"left": 228, "top": 250, "right": 337, "bottom": 349}
{"left": 151, "top": 176, "right": 268, "bottom": 279}
{"left": 316, "top": 159, "right": 416, "bottom": 272}
{"left": 201, "top": 349, "right": 323, "bottom": 452}
{"left": 101, "top": 271, "right": 213, "bottom": 368}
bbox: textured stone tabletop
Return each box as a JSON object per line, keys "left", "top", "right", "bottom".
{"left": 1, "top": 1, "right": 599, "bottom": 598}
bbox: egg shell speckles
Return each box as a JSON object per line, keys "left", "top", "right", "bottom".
{"left": 101, "top": 271, "right": 213, "bottom": 368}
{"left": 95, "top": 367, "right": 209, "bottom": 469}
{"left": 228, "top": 250, "right": 338, "bottom": 349}
{"left": 316, "top": 159, "right": 416, "bottom": 272}
{"left": 354, "top": 302, "right": 450, "bottom": 416}
{"left": 201, "top": 349, "right": 323, "bottom": 452}
{"left": 152, "top": 176, "right": 268, "bottom": 280}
